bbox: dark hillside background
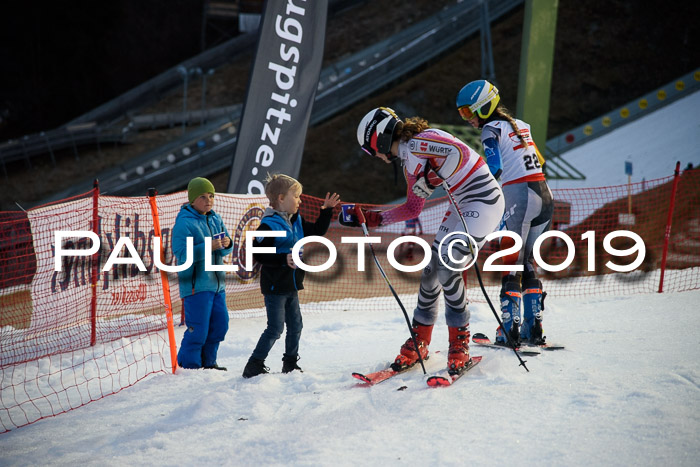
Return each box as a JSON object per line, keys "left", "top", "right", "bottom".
{"left": 0, "top": 0, "right": 202, "bottom": 140}
{"left": 0, "top": 0, "right": 698, "bottom": 209}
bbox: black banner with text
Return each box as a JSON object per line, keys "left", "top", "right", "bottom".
{"left": 227, "top": 0, "right": 328, "bottom": 194}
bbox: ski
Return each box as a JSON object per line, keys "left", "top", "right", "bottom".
{"left": 352, "top": 360, "right": 425, "bottom": 386}
{"left": 472, "top": 332, "right": 564, "bottom": 352}
{"left": 426, "top": 356, "right": 483, "bottom": 387}
{"left": 472, "top": 333, "right": 541, "bottom": 356}
{"left": 523, "top": 341, "right": 565, "bottom": 351}
{"left": 352, "top": 350, "right": 446, "bottom": 386}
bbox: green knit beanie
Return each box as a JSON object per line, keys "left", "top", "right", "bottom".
{"left": 188, "top": 177, "right": 216, "bottom": 204}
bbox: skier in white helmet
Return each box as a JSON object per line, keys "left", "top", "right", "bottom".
{"left": 345, "top": 106, "right": 505, "bottom": 374}
{"left": 456, "top": 80, "right": 554, "bottom": 345}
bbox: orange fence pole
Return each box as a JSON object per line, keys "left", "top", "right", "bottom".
{"left": 148, "top": 188, "right": 179, "bottom": 372}
{"left": 90, "top": 179, "right": 99, "bottom": 346}
{"left": 658, "top": 161, "right": 681, "bottom": 293}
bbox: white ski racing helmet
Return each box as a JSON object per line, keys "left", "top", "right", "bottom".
{"left": 456, "top": 80, "right": 500, "bottom": 120}
{"left": 356, "top": 107, "right": 401, "bottom": 157}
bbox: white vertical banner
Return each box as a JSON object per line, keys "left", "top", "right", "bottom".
{"left": 227, "top": 0, "right": 328, "bottom": 195}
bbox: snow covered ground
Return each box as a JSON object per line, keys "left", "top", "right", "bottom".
{"left": 2, "top": 66, "right": 699, "bottom": 467}
{"left": 1, "top": 276, "right": 699, "bottom": 466}
{"left": 550, "top": 88, "right": 700, "bottom": 190}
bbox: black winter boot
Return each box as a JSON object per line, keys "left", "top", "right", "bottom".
{"left": 242, "top": 357, "right": 269, "bottom": 378}
{"left": 282, "top": 354, "right": 303, "bottom": 373}
{"left": 204, "top": 363, "right": 228, "bottom": 371}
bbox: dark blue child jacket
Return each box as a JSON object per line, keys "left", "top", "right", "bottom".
{"left": 253, "top": 207, "right": 333, "bottom": 294}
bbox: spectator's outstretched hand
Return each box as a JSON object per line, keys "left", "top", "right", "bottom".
{"left": 322, "top": 192, "right": 341, "bottom": 209}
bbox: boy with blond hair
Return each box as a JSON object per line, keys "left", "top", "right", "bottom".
{"left": 242, "top": 174, "right": 340, "bottom": 378}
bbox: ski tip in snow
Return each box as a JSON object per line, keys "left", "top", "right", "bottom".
{"left": 352, "top": 358, "right": 430, "bottom": 386}
{"left": 426, "top": 376, "right": 451, "bottom": 387}
{"left": 352, "top": 367, "right": 402, "bottom": 385}
{"left": 352, "top": 372, "right": 372, "bottom": 384}
{"left": 426, "top": 356, "right": 482, "bottom": 387}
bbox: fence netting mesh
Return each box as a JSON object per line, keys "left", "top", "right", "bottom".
{"left": 1, "top": 168, "right": 698, "bottom": 431}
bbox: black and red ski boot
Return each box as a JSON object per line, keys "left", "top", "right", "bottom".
{"left": 391, "top": 321, "right": 433, "bottom": 371}
{"left": 447, "top": 325, "right": 471, "bottom": 375}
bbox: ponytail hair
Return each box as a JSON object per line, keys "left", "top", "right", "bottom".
{"left": 490, "top": 105, "right": 527, "bottom": 147}
{"left": 397, "top": 117, "right": 429, "bottom": 142}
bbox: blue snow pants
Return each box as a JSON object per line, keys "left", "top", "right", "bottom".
{"left": 178, "top": 291, "right": 229, "bottom": 369}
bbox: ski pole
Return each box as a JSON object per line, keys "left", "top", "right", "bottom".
{"left": 355, "top": 205, "right": 427, "bottom": 375}
{"left": 440, "top": 181, "right": 529, "bottom": 372}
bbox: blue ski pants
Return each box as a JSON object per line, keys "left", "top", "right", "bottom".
{"left": 178, "top": 291, "right": 229, "bottom": 368}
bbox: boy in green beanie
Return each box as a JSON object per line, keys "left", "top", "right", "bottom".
{"left": 187, "top": 177, "right": 216, "bottom": 204}
{"left": 171, "top": 177, "right": 233, "bottom": 370}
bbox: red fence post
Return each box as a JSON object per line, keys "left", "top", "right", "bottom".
{"left": 147, "top": 188, "right": 179, "bottom": 373}
{"left": 90, "top": 179, "right": 99, "bottom": 346}
{"left": 658, "top": 162, "right": 681, "bottom": 293}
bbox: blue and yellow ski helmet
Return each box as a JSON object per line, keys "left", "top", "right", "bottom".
{"left": 456, "top": 80, "right": 500, "bottom": 120}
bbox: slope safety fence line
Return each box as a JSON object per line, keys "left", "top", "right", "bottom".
{"left": 1, "top": 168, "right": 699, "bottom": 432}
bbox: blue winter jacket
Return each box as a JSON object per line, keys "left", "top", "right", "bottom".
{"left": 253, "top": 207, "right": 333, "bottom": 294}
{"left": 172, "top": 204, "right": 233, "bottom": 298}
